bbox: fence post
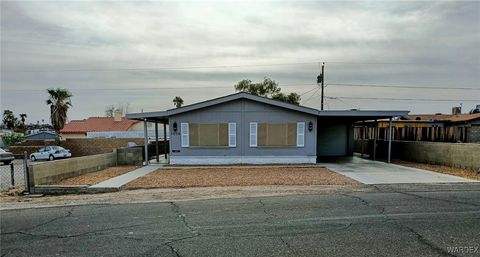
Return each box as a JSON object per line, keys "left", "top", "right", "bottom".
{"left": 10, "top": 163, "right": 15, "bottom": 188}
{"left": 23, "top": 151, "right": 30, "bottom": 193}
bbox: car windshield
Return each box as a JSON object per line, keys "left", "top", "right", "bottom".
{"left": 0, "top": 148, "right": 5, "bottom": 153}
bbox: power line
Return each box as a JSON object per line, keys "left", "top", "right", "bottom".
{"left": 1, "top": 62, "right": 319, "bottom": 73}
{"left": 299, "top": 86, "right": 318, "bottom": 96}
{"left": 3, "top": 83, "right": 317, "bottom": 92}
{"left": 327, "top": 83, "right": 480, "bottom": 90}
{"left": 3, "top": 59, "right": 475, "bottom": 73}
{"left": 302, "top": 88, "right": 320, "bottom": 105}
{"left": 326, "top": 96, "right": 479, "bottom": 102}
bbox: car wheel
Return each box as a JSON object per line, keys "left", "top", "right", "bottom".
{"left": 49, "top": 155, "right": 55, "bottom": 161}
{"left": 30, "top": 156, "right": 36, "bottom": 161}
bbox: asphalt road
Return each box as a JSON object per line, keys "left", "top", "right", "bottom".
{"left": 1, "top": 184, "right": 480, "bottom": 257}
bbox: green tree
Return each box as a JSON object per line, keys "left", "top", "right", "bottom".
{"left": 173, "top": 96, "right": 184, "bottom": 108}
{"left": 234, "top": 77, "right": 301, "bottom": 105}
{"left": 271, "top": 92, "right": 301, "bottom": 105}
{"left": 105, "top": 103, "right": 130, "bottom": 116}
{"left": 105, "top": 105, "right": 116, "bottom": 117}
{"left": 19, "top": 113, "right": 27, "bottom": 124}
{"left": 46, "top": 88, "right": 73, "bottom": 136}
{"left": 2, "top": 110, "right": 16, "bottom": 130}
{"left": 1, "top": 133, "right": 24, "bottom": 147}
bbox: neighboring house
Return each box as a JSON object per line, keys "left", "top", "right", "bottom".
{"left": 356, "top": 113, "right": 480, "bottom": 143}
{"left": 127, "top": 92, "right": 408, "bottom": 164}
{"left": 60, "top": 112, "right": 143, "bottom": 138}
{"left": 24, "top": 131, "right": 58, "bottom": 141}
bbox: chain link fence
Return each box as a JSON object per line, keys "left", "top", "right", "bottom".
{"left": 0, "top": 153, "right": 29, "bottom": 192}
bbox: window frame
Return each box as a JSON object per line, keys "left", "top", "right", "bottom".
{"left": 180, "top": 122, "right": 189, "bottom": 147}
{"left": 296, "top": 122, "right": 305, "bottom": 147}
{"left": 249, "top": 122, "right": 258, "bottom": 147}
{"left": 228, "top": 122, "right": 236, "bottom": 147}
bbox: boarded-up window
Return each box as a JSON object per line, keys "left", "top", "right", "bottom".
{"left": 257, "top": 123, "right": 297, "bottom": 147}
{"left": 189, "top": 123, "right": 229, "bottom": 147}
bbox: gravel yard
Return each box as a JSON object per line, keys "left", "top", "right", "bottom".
{"left": 58, "top": 166, "right": 139, "bottom": 186}
{"left": 126, "top": 165, "right": 360, "bottom": 189}
{"left": 393, "top": 160, "right": 480, "bottom": 181}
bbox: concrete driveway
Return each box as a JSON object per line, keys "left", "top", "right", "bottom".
{"left": 322, "top": 157, "right": 477, "bottom": 184}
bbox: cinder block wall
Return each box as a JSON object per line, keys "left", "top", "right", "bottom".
{"left": 117, "top": 147, "right": 143, "bottom": 165}
{"left": 29, "top": 151, "right": 117, "bottom": 186}
{"left": 62, "top": 138, "right": 144, "bottom": 156}
{"left": 394, "top": 141, "right": 480, "bottom": 171}
{"left": 354, "top": 140, "right": 480, "bottom": 171}
{"left": 467, "top": 126, "right": 480, "bottom": 143}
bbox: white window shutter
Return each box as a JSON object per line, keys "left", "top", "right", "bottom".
{"left": 249, "top": 122, "right": 257, "bottom": 147}
{"left": 297, "top": 122, "right": 305, "bottom": 147}
{"left": 181, "top": 122, "right": 189, "bottom": 147}
{"left": 228, "top": 122, "right": 236, "bottom": 147}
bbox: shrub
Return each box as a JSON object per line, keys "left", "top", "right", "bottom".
{"left": 1, "top": 133, "right": 24, "bottom": 147}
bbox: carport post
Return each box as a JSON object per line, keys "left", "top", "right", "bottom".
{"left": 387, "top": 117, "right": 393, "bottom": 163}
{"left": 143, "top": 118, "right": 149, "bottom": 165}
{"left": 155, "top": 122, "right": 159, "bottom": 163}
{"left": 163, "top": 123, "right": 167, "bottom": 159}
{"left": 361, "top": 121, "right": 365, "bottom": 157}
{"left": 373, "top": 120, "right": 377, "bottom": 161}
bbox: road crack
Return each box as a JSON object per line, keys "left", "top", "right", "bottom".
{"left": 341, "top": 193, "right": 386, "bottom": 216}
{"left": 391, "top": 222, "right": 458, "bottom": 257}
{"left": 1, "top": 206, "right": 75, "bottom": 237}
{"left": 258, "top": 199, "right": 278, "bottom": 222}
{"left": 3, "top": 223, "right": 151, "bottom": 239}
{"left": 169, "top": 201, "right": 200, "bottom": 236}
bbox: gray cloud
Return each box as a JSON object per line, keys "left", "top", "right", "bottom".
{"left": 1, "top": 0, "right": 479, "bottom": 123}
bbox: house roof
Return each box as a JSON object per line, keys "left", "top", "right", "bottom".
{"left": 25, "top": 131, "right": 57, "bottom": 138}
{"left": 60, "top": 117, "right": 140, "bottom": 134}
{"left": 126, "top": 92, "right": 409, "bottom": 122}
{"left": 404, "top": 113, "right": 480, "bottom": 123}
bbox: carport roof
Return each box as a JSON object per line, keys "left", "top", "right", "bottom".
{"left": 126, "top": 92, "right": 409, "bottom": 122}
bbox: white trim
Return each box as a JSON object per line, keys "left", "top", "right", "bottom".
{"left": 169, "top": 156, "right": 317, "bottom": 165}
{"left": 228, "top": 122, "right": 236, "bottom": 147}
{"left": 249, "top": 122, "right": 257, "bottom": 147}
{"left": 181, "top": 122, "right": 189, "bottom": 147}
{"left": 297, "top": 122, "right": 305, "bottom": 147}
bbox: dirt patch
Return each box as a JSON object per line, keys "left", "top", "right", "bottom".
{"left": 393, "top": 160, "right": 480, "bottom": 181}
{"left": 126, "top": 166, "right": 360, "bottom": 189}
{"left": 58, "top": 166, "right": 139, "bottom": 186}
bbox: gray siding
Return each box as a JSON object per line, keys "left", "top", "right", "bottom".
{"left": 169, "top": 99, "right": 317, "bottom": 157}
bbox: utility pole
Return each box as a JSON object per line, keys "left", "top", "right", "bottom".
{"left": 317, "top": 62, "right": 325, "bottom": 110}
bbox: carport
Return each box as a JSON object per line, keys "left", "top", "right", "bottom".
{"left": 316, "top": 110, "right": 409, "bottom": 163}
{"left": 126, "top": 111, "right": 169, "bottom": 165}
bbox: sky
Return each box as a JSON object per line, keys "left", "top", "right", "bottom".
{"left": 1, "top": 0, "right": 479, "bottom": 124}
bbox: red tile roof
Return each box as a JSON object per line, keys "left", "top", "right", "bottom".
{"left": 405, "top": 113, "right": 480, "bottom": 122}
{"left": 60, "top": 117, "right": 140, "bottom": 134}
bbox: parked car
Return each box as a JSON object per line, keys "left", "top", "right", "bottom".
{"left": 0, "top": 148, "right": 15, "bottom": 165}
{"left": 30, "top": 146, "right": 72, "bottom": 161}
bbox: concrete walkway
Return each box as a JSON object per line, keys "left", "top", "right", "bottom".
{"left": 90, "top": 165, "right": 160, "bottom": 189}
{"left": 323, "top": 157, "right": 478, "bottom": 184}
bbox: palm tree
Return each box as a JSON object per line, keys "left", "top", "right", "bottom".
{"left": 19, "top": 114, "right": 27, "bottom": 124}
{"left": 173, "top": 96, "right": 184, "bottom": 108}
{"left": 46, "top": 88, "right": 72, "bottom": 136}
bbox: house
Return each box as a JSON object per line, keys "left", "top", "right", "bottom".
{"left": 60, "top": 111, "right": 144, "bottom": 138}
{"left": 126, "top": 92, "right": 408, "bottom": 165}
{"left": 24, "top": 131, "right": 58, "bottom": 141}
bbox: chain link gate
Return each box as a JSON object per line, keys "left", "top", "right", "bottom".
{"left": 0, "top": 152, "right": 29, "bottom": 192}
